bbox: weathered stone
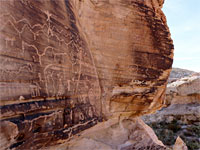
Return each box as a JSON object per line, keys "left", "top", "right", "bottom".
{"left": 142, "top": 74, "right": 200, "bottom": 124}
{"left": 73, "top": 0, "right": 173, "bottom": 118}
{"left": 142, "top": 103, "right": 200, "bottom": 124}
{"left": 168, "top": 68, "right": 196, "bottom": 83}
{"left": 44, "top": 118, "right": 167, "bottom": 150}
{"left": 173, "top": 137, "right": 188, "bottom": 150}
{"left": 0, "top": 121, "right": 19, "bottom": 149}
{"left": 0, "top": 0, "right": 173, "bottom": 149}
{"left": 166, "top": 74, "right": 200, "bottom": 105}
{"left": 142, "top": 73, "right": 199, "bottom": 149}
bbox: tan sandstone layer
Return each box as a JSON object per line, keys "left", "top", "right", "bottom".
{"left": 0, "top": 0, "right": 173, "bottom": 149}
{"left": 173, "top": 137, "right": 188, "bottom": 150}
{"left": 166, "top": 74, "right": 200, "bottom": 105}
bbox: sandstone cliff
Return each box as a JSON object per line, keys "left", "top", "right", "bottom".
{"left": 0, "top": 0, "right": 173, "bottom": 149}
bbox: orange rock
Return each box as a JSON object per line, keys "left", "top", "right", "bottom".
{"left": 0, "top": 0, "right": 173, "bottom": 149}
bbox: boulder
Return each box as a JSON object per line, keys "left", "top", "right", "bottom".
{"left": 0, "top": 0, "right": 173, "bottom": 149}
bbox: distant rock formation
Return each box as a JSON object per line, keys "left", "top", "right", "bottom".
{"left": 168, "top": 68, "right": 196, "bottom": 83}
{"left": 166, "top": 74, "right": 200, "bottom": 105}
{"left": 142, "top": 73, "right": 200, "bottom": 150}
{"left": 0, "top": 0, "right": 173, "bottom": 149}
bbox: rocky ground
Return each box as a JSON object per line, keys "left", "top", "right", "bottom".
{"left": 142, "top": 68, "right": 200, "bottom": 150}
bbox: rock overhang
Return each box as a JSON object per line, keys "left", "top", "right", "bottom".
{"left": 0, "top": 0, "right": 173, "bottom": 149}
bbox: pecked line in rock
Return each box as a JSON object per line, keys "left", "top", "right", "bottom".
{"left": 0, "top": 0, "right": 174, "bottom": 149}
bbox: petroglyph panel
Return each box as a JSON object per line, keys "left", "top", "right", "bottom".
{"left": 0, "top": 0, "right": 174, "bottom": 149}
{"left": 0, "top": 0, "right": 100, "bottom": 103}
{"left": 0, "top": 0, "right": 101, "bottom": 149}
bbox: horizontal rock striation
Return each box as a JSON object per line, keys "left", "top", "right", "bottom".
{"left": 0, "top": 1, "right": 101, "bottom": 149}
{"left": 73, "top": 0, "right": 173, "bottom": 117}
{"left": 0, "top": 0, "right": 173, "bottom": 149}
{"left": 44, "top": 118, "right": 168, "bottom": 150}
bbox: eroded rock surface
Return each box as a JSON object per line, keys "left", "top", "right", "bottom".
{"left": 166, "top": 74, "right": 200, "bottom": 105}
{"left": 168, "top": 68, "right": 195, "bottom": 83}
{"left": 0, "top": 121, "right": 19, "bottom": 149}
{"left": 173, "top": 137, "right": 188, "bottom": 150}
{"left": 74, "top": 0, "right": 173, "bottom": 117}
{"left": 0, "top": 0, "right": 173, "bottom": 149}
{"left": 143, "top": 74, "right": 200, "bottom": 124}
{"left": 43, "top": 118, "right": 168, "bottom": 150}
{"left": 142, "top": 74, "right": 199, "bottom": 149}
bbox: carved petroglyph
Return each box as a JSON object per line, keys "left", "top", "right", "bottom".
{"left": 0, "top": 1, "right": 102, "bottom": 147}
{"left": 0, "top": 1, "right": 100, "bottom": 102}
{"left": 30, "top": 82, "right": 41, "bottom": 97}
{"left": 0, "top": 0, "right": 173, "bottom": 149}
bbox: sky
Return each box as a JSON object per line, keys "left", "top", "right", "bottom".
{"left": 162, "top": 0, "right": 200, "bottom": 72}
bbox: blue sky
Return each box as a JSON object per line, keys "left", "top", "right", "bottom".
{"left": 162, "top": 0, "right": 200, "bottom": 72}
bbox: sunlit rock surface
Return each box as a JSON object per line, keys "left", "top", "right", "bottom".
{"left": 43, "top": 118, "right": 167, "bottom": 150}
{"left": 143, "top": 74, "right": 200, "bottom": 124}
{"left": 0, "top": 121, "right": 19, "bottom": 149}
{"left": 173, "top": 137, "right": 188, "bottom": 150}
{"left": 142, "top": 74, "right": 199, "bottom": 149}
{"left": 73, "top": 0, "right": 173, "bottom": 117}
{"left": 168, "top": 68, "right": 195, "bottom": 83}
{"left": 0, "top": 0, "right": 173, "bottom": 149}
{"left": 166, "top": 74, "right": 200, "bottom": 105}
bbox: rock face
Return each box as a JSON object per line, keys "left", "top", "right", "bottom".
{"left": 143, "top": 73, "right": 200, "bottom": 124}
{"left": 43, "top": 118, "right": 167, "bottom": 150}
{"left": 142, "top": 103, "right": 200, "bottom": 125}
{"left": 166, "top": 74, "right": 200, "bottom": 105}
{"left": 142, "top": 74, "right": 199, "bottom": 150}
{"left": 173, "top": 137, "right": 188, "bottom": 150}
{"left": 0, "top": 0, "right": 173, "bottom": 149}
{"left": 168, "top": 68, "right": 195, "bottom": 83}
{"left": 74, "top": 0, "right": 173, "bottom": 117}
{"left": 0, "top": 121, "right": 19, "bottom": 149}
